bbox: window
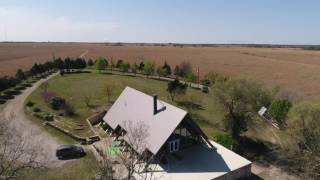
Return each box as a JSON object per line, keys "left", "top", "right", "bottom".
{"left": 168, "top": 139, "right": 180, "bottom": 152}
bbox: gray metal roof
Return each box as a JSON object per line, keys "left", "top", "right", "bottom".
{"left": 103, "top": 86, "right": 187, "bottom": 155}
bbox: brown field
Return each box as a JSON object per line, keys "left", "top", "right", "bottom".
{"left": 1, "top": 42, "right": 320, "bottom": 100}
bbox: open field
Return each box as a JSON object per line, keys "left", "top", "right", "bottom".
{"left": 1, "top": 42, "right": 320, "bottom": 100}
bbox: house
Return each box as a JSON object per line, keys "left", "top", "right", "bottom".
{"left": 102, "top": 86, "right": 252, "bottom": 180}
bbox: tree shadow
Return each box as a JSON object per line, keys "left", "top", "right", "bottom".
{"left": 237, "top": 136, "right": 301, "bottom": 178}
{"left": 15, "top": 86, "right": 27, "bottom": 91}
{"left": 1, "top": 94, "right": 14, "bottom": 100}
{"left": 64, "top": 70, "right": 91, "bottom": 74}
{"left": 0, "top": 99, "right": 6, "bottom": 104}
{"left": 23, "top": 83, "right": 32, "bottom": 87}
{"left": 237, "top": 137, "right": 272, "bottom": 159}
{"left": 100, "top": 71, "right": 113, "bottom": 75}
{"left": 4, "top": 90, "right": 21, "bottom": 96}
{"left": 239, "top": 174, "right": 264, "bottom": 180}
{"left": 160, "top": 145, "right": 231, "bottom": 173}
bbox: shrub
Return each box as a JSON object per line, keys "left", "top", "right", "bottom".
{"left": 26, "top": 100, "right": 35, "bottom": 107}
{"left": 213, "top": 132, "right": 238, "bottom": 150}
{"left": 119, "top": 62, "right": 130, "bottom": 73}
{"left": 50, "top": 97, "right": 66, "bottom": 110}
{"left": 143, "top": 61, "right": 155, "bottom": 76}
{"left": 33, "top": 107, "right": 41, "bottom": 112}
{"left": 44, "top": 113, "right": 54, "bottom": 121}
{"left": 96, "top": 57, "right": 108, "bottom": 72}
{"left": 269, "top": 98, "right": 292, "bottom": 126}
{"left": 185, "top": 72, "right": 197, "bottom": 83}
{"left": 202, "top": 86, "right": 209, "bottom": 93}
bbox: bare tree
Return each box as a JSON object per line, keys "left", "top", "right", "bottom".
{"left": 94, "top": 139, "right": 114, "bottom": 180}
{"left": 95, "top": 121, "right": 161, "bottom": 180}
{"left": 117, "top": 120, "right": 149, "bottom": 179}
{"left": 0, "top": 113, "right": 44, "bottom": 178}
{"left": 104, "top": 82, "right": 115, "bottom": 103}
{"left": 39, "top": 82, "right": 49, "bottom": 93}
{"left": 116, "top": 120, "right": 161, "bottom": 180}
{"left": 84, "top": 94, "right": 93, "bottom": 108}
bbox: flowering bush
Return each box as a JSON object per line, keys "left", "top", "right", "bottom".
{"left": 41, "top": 91, "right": 56, "bottom": 102}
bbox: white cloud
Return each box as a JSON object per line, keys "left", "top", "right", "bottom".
{"left": 0, "top": 7, "right": 119, "bottom": 42}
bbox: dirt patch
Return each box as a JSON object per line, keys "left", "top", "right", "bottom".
{"left": 252, "top": 163, "right": 300, "bottom": 180}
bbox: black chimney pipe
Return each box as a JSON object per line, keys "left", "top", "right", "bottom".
{"left": 153, "top": 95, "right": 157, "bottom": 115}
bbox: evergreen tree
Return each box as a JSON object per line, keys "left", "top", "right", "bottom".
{"left": 116, "top": 59, "right": 123, "bottom": 68}
{"left": 138, "top": 61, "right": 145, "bottom": 71}
{"left": 162, "top": 61, "right": 172, "bottom": 76}
{"left": 173, "top": 65, "right": 180, "bottom": 76}
{"left": 88, "top": 59, "right": 94, "bottom": 66}
{"left": 15, "top": 69, "right": 26, "bottom": 81}
{"left": 143, "top": 61, "right": 155, "bottom": 76}
{"left": 96, "top": 58, "right": 107, "bottom": 72}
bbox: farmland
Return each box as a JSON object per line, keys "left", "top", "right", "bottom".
{"left": 1, "top": 42, "right": 320, "bottom": 100}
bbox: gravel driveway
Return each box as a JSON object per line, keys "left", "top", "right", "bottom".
{"left": 1, "top": 73, "right": 65, "bottom": 167}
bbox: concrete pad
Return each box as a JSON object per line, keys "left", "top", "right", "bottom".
{"left": 136, "top": 140, "right": 251, "bottom": 180}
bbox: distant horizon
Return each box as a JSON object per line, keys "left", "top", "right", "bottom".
{"left": 1, "top": 41, "right": 319, "bottom": 46}
{"left": 1, "top": 1, "right": 320, "bottom": 44}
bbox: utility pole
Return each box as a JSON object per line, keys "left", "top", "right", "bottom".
{"left": 197, "top": 67, "right": 200, "bottom": 88}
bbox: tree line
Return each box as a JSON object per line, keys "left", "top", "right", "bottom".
{"left": 0, "top": 57, "right": 87, "bottom": 94}
{"left": 90, "top": 57, "right": 198, "bottom": 82}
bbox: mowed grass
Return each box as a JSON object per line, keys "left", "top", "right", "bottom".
{"left": 27, "top": 71, "right": 226, "bottom": 138}
{"left": 22, "top": 152, "right": 97, "bottom": 180}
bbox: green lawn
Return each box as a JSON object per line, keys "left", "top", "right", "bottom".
{"left": 22, "top": 152, "right": 98, "bottom": 180}
{"left": 26, "top": 70, "right": 226, "bottom": 139}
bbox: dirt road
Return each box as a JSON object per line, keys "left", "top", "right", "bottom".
{"left": 1, "top": 73, "right": 64, "bottom": 167}
{"left": 79, "top": 49, "right": 89, "bottom": 58}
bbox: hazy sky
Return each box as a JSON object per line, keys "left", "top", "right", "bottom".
{"left": 0, "top": 0, "right": 319, "bottom": 44}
